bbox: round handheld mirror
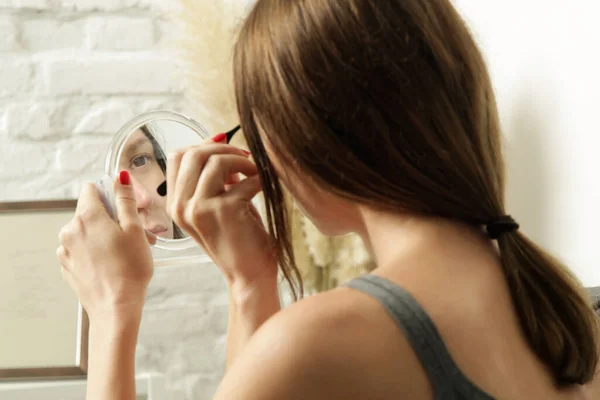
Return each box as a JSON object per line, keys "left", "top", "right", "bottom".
{"left": 97, "top": 110, "right": 212, "bottom": 267}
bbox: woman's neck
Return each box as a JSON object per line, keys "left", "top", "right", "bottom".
{"left": 357, "top": 208, "right": 496, "bottom": 271}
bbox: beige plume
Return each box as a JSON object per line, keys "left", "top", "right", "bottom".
{"left": 174, "top": 0, "right": 250, "bottom": 134}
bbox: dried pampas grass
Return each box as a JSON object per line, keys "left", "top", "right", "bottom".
{"left": 175, "top": 0, "right": 251, "bottom": 134}
{"left": 174, "top": 0, "right": 375, "bottom": 294}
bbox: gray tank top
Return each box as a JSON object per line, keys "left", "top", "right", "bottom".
{"left": 346, "top": 274, "right": 496, "bottom": 399}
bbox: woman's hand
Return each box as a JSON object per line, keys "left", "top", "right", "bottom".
{"left": 57, "top": 172, "right": 155, "bottom": 322}
{"left": 167, "top": 137, "right": 282, "bottom": 368}
{"left": 166, "top": 137, "right": 278, "bottom": 295}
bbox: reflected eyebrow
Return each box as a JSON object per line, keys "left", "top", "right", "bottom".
{"left": 122, "top": 137, "right": 153, "bottom": 160}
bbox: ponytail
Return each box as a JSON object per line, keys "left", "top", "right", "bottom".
{"left": 497, "top": 231, "right": 600, "bottom": 385}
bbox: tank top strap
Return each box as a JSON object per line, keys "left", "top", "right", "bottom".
{"left": 346, "top": 274, "right": 495, "bottom": 399}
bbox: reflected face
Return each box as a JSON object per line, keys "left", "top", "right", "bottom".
{"left": 118, "top": 128, "right": 174, "bottom": 239}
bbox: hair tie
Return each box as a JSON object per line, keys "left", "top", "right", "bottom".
{"left": 485, "top": 215, "right": 519, "bottom": 239}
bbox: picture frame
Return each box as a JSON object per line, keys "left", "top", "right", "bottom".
{"left": 0, "top": 200, "right": 88, "bottom": 381}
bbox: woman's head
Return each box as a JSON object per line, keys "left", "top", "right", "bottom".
{"left": 236, "top": 0, "right": 504, "bottom": 233}
{"left": 235, "top": 0, "right": 502, "bottom": 289}
{"left": 234, "top": 0, "right": 599, "bottom": 386}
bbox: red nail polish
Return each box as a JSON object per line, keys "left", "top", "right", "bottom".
{"left": 241, "top": 150, "right": 250, "bottom": 156}
{"left": 119, "top": 171, "right": 130, "bottom": 185}
{"left": 212, "top": 133, "right": 227, "bottom": 143}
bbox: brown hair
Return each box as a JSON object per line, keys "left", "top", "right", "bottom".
{"left": 139, "top": 124, "right": 185, "bottom": 239}
{"left": 233, "top": 0, "right": 599, "bottom": 385}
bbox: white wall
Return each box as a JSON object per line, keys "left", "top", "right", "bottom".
{"left": 0, "top": 0, "right": 193, "bottom": 202}
{"left": 454, "top": 0, "right": 600, "bottom": 286}
{"left": 0, "top": 1, "right": 227, "bottom": 399}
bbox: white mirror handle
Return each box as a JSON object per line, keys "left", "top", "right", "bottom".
{"left": 95, "top": 175, "right": 117, "bottom": 221}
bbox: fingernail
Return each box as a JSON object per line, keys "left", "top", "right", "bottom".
{"left": 119, "top": 171, "right": 131, "bottom": 185}
{"left": 241, "top": 150, "right": 250, "bottom": 156}
{"left": 212, "top": 133, "right": 227, "bottom": 143}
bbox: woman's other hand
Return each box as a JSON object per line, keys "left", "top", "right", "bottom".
{"left": 57, "top": 171, "right": 155, "bottom": 322}
{"left": 166, "top": 136, "right": 277, "bottom": 296}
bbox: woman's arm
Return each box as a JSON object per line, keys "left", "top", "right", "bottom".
{"left": 216, "top": 297, "right": 332, "bottom": 400}
{"left": 163, "top": 139, "right": 284, "bottom": 368}
{"left": 86, "top": 310, "right": 143, "bottom": 400}
{"left": 212, "top": 291, "right": 395, "bottom": 400}
{"left": 57, "top": 178, "right": 155, "bottom": 400}
{"left": 226, "top": 276, "right": 281, "bottom": 369}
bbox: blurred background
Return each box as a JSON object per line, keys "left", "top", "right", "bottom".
{"left": 453, "top": 0, "right": 599, "bottom": 286}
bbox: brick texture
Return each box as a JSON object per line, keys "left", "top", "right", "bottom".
{"left": 86, "top": 17, "right": 156, "bottom": 50}
{"left": 22, "top": 19, "right": 85, "bottom": 50}
{"left": 0, "top": 17, "right": 19, "bottom": 50}
{"left": 0, "top": 2, "right": 225, "bottom": 399}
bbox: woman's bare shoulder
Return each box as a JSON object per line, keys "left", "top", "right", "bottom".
{"left": 212, "top": 286, "right": 433, "bottom": 400}
{"left": 277, "top": 288, "right": 434, "bottom": 393}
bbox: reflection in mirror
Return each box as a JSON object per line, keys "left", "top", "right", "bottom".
{"left": 118, "top": 120, "right": 204, "bottom": 240}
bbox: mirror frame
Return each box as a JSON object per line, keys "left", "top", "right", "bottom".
{"left": 105, "top": 110, "right": 211, "bottom": 251}
{"left": 0, "top": 200, "right": 88, "bottom": 381}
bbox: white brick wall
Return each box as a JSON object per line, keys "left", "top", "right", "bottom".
{"left": 0, "top": 1, "right": 228, "bottom": 399}
{"left": 22, "top": 19, "right": 86, "bottom": 50}
{"left": 0, "top": 0, "right": 51, "bottom": 10}
{"left": 0, "top": 60, "right": 33, "bottom": 97}
{"left": 0, "top": 2, "right": 191, "bottom": 201}
{"left": 86, "top": 17, "right": 156, "bottom": 50}
{"left": 0, "top": 17, "right": 18, "bottom": 51}
{"left": 43, "top": 55, "right": 184, "bottom": 95}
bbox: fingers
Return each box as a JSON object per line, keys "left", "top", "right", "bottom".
{"left": 168, "top": 144, "right": 251, "bottom": 207}
{"left": 145, "top": 230, "right": 157, "bottom": 246}
{"left": 113, "top": 171, "right": 142, "bottom": 231}
{"left": 58, "top": 225, "right": 72, "bottom": 248}
{"left": 173, "top": 149, "right": 207, "bottom": 203}
{"left": 163, "top": 138, "right": 230, "bottom": 203}
{"left": 75, "top": 183, "right": 105, "bottom": 223}
{"left": 56, "top": 245, "right": 73, "bottom": 285}
{"left": 224, "top": 173, "right": 241, "bottom": 193}
{"left": 222, "top": 175, "right": 263, "bottom": 202}
{"left": 195, "top": 155, "right": 258, "bottom": 199}
{"left": 225, "top": 173, "right": 242, "bottom": 186}
{"left": 60, "top": 265, "right": 70, "bottom": 283}
{"left": 58, "top": 215, "right": 84, "bottom": 252}
{"left": 56, "top": 245, "right": 69, "bottom": 271}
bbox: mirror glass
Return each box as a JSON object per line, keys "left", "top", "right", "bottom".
{"left": 111, "top": 115, "right": 210, "bottom": 244}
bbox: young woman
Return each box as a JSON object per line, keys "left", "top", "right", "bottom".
{"left": 57, "top": 0, "right": 600, "bottom": 399}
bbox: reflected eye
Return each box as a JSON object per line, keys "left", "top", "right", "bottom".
{"left": 131, "top": 154, "right": 152, "bottom": 168}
